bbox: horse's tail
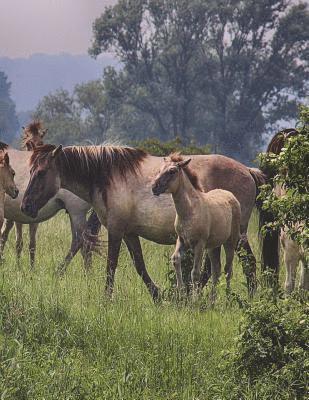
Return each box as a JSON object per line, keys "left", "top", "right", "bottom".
{"left": 83, "top": 210, "right": 102, "bottom": 253}
{"left": 248, "top": 167, "right": 280, "bottom": 276}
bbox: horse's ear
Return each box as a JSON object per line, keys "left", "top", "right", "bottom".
{"left": 52, "top": 145, "right": 63, "bottom": 158}
{"left": 4, "top": 153, "right": 9, "bottom": 165}
{"left": 177, "top": 158, "right": 191, "bottom": 168}
{"left": 41, "top": 128, "right": 48, "bottom": 138}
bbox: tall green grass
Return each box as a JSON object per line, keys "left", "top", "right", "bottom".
{"left": 0, "top": 211, "right": 290, "bottom": 399}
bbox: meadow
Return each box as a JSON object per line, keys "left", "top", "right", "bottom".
{"left": 0, "top": 211, "right": 304, "bottom": 400}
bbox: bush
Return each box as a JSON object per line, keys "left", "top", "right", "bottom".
{"left": 228, "top": 293, "right": 308, "bottom": 398}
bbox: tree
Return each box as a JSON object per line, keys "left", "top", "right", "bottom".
{"left": 0, "top": 71, "right": 19, "bottom": 143}
{"left": 33, "top": 83, "right": 111, "bottom": 145}
{"left": 90, "top": 0, "right": 309, "bottom": 162}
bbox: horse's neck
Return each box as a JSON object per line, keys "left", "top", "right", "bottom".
{"left": 59, "top": 169, "right": 92, "bottom": 204}
{"left": 172, "top": 171, "right": 201, "bottom": 220}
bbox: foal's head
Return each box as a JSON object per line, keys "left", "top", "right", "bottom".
{"left": 0, "top": 146, "right": 19, "bottom": 199}
{"left": 22, "top": 121, "right": 47, "bottom": 151}
{"left": 152, "top": 156, "right": 193, "bottom": 196}
{"left": 21, "top": 144, "right": 62, "bottom": 218}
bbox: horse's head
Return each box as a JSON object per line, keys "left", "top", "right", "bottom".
{"left": 152, "top": 157, "right": 191, "bottom": 196}
{"left": 22, "top": 121, "right": 47, "bottom": 151}
{"left": 21, "top": 144, "right": 62, "bottom": 218}
{"left": 0, "top": 148, "right": 19, "bottom": 199}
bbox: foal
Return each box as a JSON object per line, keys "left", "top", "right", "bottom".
{"left": 152, "top": 156, "right": 241, "bottom": 297}
{"left": 0, "top": 143, "right": 19, "bottom": 254}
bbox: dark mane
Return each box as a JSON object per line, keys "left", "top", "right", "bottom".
{"left": 267, "top": 128, "right": 299, "bottom": 154}
{"left": 22, "top": 121, "right": 44, "bottom": 148}
{"left": 0, "top": 142, "right": 8, "bottom": 151}
{"left": 30, "top": 144, "right": 148, "bottom": 201}
{"left": 169, "top": 152, "right": 203, "bottom": 192}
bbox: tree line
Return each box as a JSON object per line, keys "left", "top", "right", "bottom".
{"left": 1, "top": 0, "right": 308, "bottom": 163}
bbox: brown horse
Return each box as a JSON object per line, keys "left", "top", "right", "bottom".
{"left": 22, "top": 144, "right": 265, "bottom": 300}
{"left": 1, "top": 122, "right": 46, "bottom": 266}
{"left": 262, "top": 128, "right": 308, "bottom": 292}
{"left": 152, "top": 155, "right": 241, "bottom": 300}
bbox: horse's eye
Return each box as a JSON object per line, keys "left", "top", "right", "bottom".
{"left": 37, "top": 170, "right": 46, "bottom": 177}
{"left": 170, "top": 169, "right": 177, "bottom": 174}
{"left": 12, "top": 171, "right": 15, "bottom": 176}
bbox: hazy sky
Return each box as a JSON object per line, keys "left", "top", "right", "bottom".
{"left": 0, "top": 0, "right": 117, "bottom": 58}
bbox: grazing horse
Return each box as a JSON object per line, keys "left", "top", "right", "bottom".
{"left": 1, "top": 122, "right": 46, "bottom": 266}
{"left": 0, "top": 143, "right": 19, "bottom": 254}
{"left": 152, "top": 155, "right": 241, "bottom": 299}
{"left": 0, "top": 136, "right": 93, "bottom": 271}
{"left": 263, "top": 129, "right": 308, "bottom": 292}
{"left": 22, "top": 144, "right": 264, "bottom": 300}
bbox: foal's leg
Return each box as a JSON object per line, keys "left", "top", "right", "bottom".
{"left": 106, "top": 232, "right": 122, "bottom": 297}
{"left": 124, "top": 234, "right": 159, "bottom": 301}
{"left": 15, "top": 223, "right": 23, "bottom": 263}
{"left": 0, "top": 219, "right": 14, "bottom": 257}
{"left": 29, "top": 223, "right": 39, "bottom": 269}
{"left": 191, "top": 241, "right": 204, "bottom": 290}
{"left": 171, "top": 237, "right": 185, "bottom": 289}
{"left": 200, "top": 248, "right": 221, "bottom": 289}
{"left": 208, "top": 247, "right": 222, "bottom": 304}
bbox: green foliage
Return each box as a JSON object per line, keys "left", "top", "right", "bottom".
{"left": 33, "top": 82, "right": 110, "bottom": 145}
{"left": 90, "top": 0, "right": 309, "bottom": 162}
{"left": 0, "top": 71, "right": 19, "bottom": 142}
{"left": 259, "top": 105, "right": 309, "bottom": 250}
{"left": 228, "top": 293, "right": 309, "bottom": 398}
{"left": 133, "top": 137, "right": 211, "bottom": 156}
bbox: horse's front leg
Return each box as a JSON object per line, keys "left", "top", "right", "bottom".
{"left": 191, "top": 241, "right": 204, "bottom": 290}
{"left": 0, "top": 219, "right": 14, "bottom": 258}
{"left": 29, "top": 223, "right": 39, "bottom": 269}
{"left": 106, "top": 232, "right": 122, "bottom": 298}
{"left": 124, "top": 234, "right": 159, "bottom": 301}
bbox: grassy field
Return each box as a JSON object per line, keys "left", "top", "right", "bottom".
{"left": 0, "top": 211, "right": 289, "bottom": 399}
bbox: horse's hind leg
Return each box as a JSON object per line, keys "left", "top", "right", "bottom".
{"left": 299, "top": 256, "right": 309, "bottom": 291}
{"left": 15, "top": 223, "right": 23, "bottom": 263}
{"left": 237, "top": 233, "right": 257, "bottom": 296}
{"left": 282, "top": 234, "right": 299, "bottom": 294}
{"left": 223, "top": 242, "right": 235, "bottom": 295}
{"left": 208, "top": 247, "right": 221, "bottom": 304}
{"left": 29, "top": 223, "right": 39, "bottom": 269}
{"left": 0, "top": 219, "right": 14, "bottom": 258}
{"left": 124, "top": 234, "right": 159, "bottom": 301}
{"left": 57, "top": 212, "right": 87, "bottom": 275}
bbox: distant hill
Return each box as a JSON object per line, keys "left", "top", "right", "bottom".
{"left": 0, "top": 53, "right": 117, "bottom": 112}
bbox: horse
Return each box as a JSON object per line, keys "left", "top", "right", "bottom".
{"left": 152, "top": 155, "right": 241, "bottom": 299}
{"left": 262, "top": 128, "right": 308, "bottom": 292}
{"left": 1, "top": 122, "right": 46, "bottom": 266}
{"left": 0, "top": 143, "right": 19, "bottom": 255}
{"left": 0, "top": 133, "right": 94, "bottom": 271}
{"left": 21, "top": 144, "right": 265, "bottom": 301}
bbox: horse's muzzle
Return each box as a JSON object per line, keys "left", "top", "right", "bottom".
{"left": 10, "top": 188, "right": 19, "bottom": 199}
{"left": 21, "top": 201, "right": 38, "bottom": 218}
{"left": 152, "top": 184, "right": 163, "bottom": 196}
